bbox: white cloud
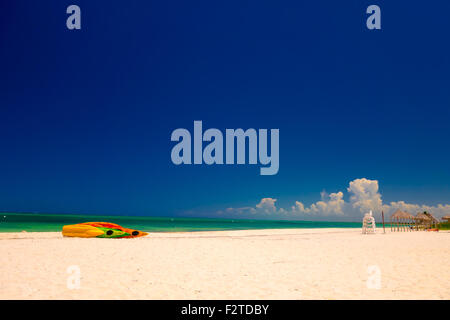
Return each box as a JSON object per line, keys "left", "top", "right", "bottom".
{"left": 383, "top": 201, "right": 450, "bottom": 218}
{"left": 255, "top": 198, "right": 278, "bottom": 213}
{"left": 292, "top": 191, "right": 345, "bottom": 216}
{"left": 347, "top": 178, "right": 383, "bottom": 214}
{"left": 223, "top": 198, "right": 279, "bottom": 216}
{"left": 221, "top": 178, "right": 450, "bottom": 221}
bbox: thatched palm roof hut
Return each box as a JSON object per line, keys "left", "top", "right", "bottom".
{"left": 415, "top": 212, "right": 431, "bottom": 221}
{"left": 415, "top": 212, "right": 439, "bottom": 229}
{"left": 391, "top": 210, "right": 414, "bottom": 220}
{"left": 441, "top": 215, "right": 450, "bottom": 222}
{"left": 429, "top": 214, "right": 440, "bottom": 224}
{"left": 390, "top": 210, "right": 415, "bottom": 232}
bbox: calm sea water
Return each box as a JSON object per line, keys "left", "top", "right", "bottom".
{"left": 0, "top": 213, "right": 366, "bottom": 232}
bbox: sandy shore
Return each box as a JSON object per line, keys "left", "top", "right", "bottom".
{"left": 0, "top": 228, "right": 449, "bottom": 299}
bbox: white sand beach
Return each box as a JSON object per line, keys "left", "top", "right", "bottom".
{"left": 0, "top": 228, "right": 449, "bottom": 299}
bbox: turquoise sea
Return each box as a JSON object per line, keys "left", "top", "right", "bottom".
{"left": 0, "top": 212, "right": 368, "bottom": 232}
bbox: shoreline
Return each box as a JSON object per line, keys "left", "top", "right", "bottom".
{"left": 0, "top": 227, "right": 362, "bottom": 236}
{"left": 1, "top": 228, "right": 449, "bottom": 299}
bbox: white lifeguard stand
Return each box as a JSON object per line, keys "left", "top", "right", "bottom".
{"left": 362, "top": 210, "right": 376, "bottom": 234}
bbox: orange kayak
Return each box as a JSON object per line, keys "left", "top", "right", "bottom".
{"left": 62, "top": 222, "right": 148, "bottom": 238}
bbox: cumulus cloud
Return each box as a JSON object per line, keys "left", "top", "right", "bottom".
{"left": 383, "top": 201, "right": 450, "bottom": 219}
{"left": 223, "top": 198, "right": 279, "bottom": 216}
{"left": 292, "top": 191, "right": 345, "bottom": 216}
{"left": 256, "top": 198, "right": 278, "bottom": 213}
{"left": 221, "top": 178, "right": 450, "bottom": 221}
{"left": 347, "top": 178, "right": 383, "bottom": 214}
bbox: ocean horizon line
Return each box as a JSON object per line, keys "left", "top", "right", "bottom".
{"left": 0, "top": 212, "right": 374, "bottom": 233}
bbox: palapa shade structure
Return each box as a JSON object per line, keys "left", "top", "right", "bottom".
{"left": 415, "top": 212, "right": 431, "bottom": 231}
{"left": 415, "top": 212, "right": 439, "bottom": 230}
{"left": 442, "top": 215, "right": 450, "bottom": 223}
{"left": 390, "top": 210, "right": 415, "bottom": 232}
{"left": 429, "top": 213, "right": 441, "bottom": 228}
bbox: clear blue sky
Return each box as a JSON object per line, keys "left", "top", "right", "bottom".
{"left": 0, "top": 1, "right": 449, "bottom": 219}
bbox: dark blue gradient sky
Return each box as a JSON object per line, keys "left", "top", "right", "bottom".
{"left": 1, "top": 1, "right": 449, "bottom": 218}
